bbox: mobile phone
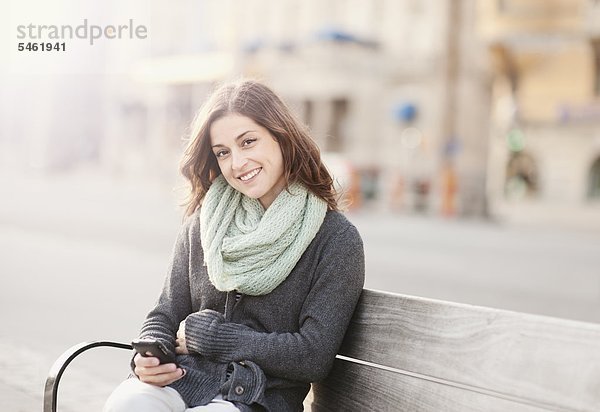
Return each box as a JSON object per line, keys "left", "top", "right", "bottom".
{"left": 131, "top": 338, "right": 178, "bottom": 365}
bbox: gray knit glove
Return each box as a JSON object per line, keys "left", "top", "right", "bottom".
{"left": 184, "top": 309, "right": 244, "bottom": 362}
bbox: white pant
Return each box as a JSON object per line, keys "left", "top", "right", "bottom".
{"left": 103, "top": 378, "right": 241, "bottom": 412}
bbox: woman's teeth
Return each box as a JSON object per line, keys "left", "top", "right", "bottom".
{"left": 239, "top": 168, "right": 261, "bottom": 181}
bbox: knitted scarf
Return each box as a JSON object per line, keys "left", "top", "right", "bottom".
{"left": 200, "top": 175, "right": 327, "bottom": 296}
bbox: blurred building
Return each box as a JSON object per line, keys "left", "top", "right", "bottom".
{"left": 238, "top": 0, "right": 491, "bottom": 217}
{"left": 480, "top": 0, "right": 600, "bottom": 218}
{"left": 12, "top": 0, "right": 598, "bottom": 220}
{"left": 106, "top": 0, "right": 491, "bottom": 216}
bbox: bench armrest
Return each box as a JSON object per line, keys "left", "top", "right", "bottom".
{"left": 43, "top": 341, "right": 132, "bottom": 412}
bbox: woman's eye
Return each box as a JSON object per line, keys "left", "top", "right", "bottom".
{"left": 215, "top": 150, "right": 228, "bottom": 158}
{"left": 242, "top": 138, "right": 257, "bottom": 147}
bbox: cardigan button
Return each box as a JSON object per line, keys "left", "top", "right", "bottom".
{"left": 234, "top": 385, "right": 244, "bottom": 395}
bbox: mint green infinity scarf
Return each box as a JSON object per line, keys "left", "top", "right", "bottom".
{"left": 200, "top": 175, "right": 327, "bottom": 296}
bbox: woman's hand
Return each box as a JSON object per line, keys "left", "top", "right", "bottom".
{"left": 133, "top": 353, "right": 184, "bottom": 386}
{"left": 175, "top": 320, "right": 189, "bottom": 355}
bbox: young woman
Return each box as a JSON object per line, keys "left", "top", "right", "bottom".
{"left": 104, "top": 79, "right": 365, "bottom": 411}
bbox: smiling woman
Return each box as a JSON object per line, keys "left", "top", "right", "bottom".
{"left": 209, "top": 114, "right": 286, "bottom": 209}
{"left": 103, "top": 79, "right": 365, "bottom": 412}
{"left": 180, "top": 79, "right": 340, "bottom": 215}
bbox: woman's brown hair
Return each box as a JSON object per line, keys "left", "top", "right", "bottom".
{"left": 180, "top": 79, "right": 339, "bottom": 216}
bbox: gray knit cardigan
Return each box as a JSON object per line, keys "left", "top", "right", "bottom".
{"left": 136, "top": 210, "right": 365, "bottom": 411}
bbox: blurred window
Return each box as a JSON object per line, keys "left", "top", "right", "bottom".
{"left": 303, "top": 100, "right": 314, "bottom": 129}
{"left": 589, "top": 157, "right": 600, "bottom": 199}
{"left": 326, "top": 99, "right": 348, "bottom": 152}
{"left": 496, "top": 0, "right": 578, "bottom": 16}
{"left": 592, "top": 39, "right": 600, "bottom": 96}
{"left": 167, "top": 85, "right": 193, "bottom": 150}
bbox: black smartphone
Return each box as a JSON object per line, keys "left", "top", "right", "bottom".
{"left": 131, "top": 338, "right": 178, "bottom": 365}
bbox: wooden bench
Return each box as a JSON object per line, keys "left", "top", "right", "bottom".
{"left": 44, "top": 289, "right": 600, "bottom": 411}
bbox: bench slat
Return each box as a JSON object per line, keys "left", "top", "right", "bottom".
{"left": 312, "top": 359, "right": 550, "bottom": 412}
{"left": 323, "top": 289, "right": 600, "bottom": 411}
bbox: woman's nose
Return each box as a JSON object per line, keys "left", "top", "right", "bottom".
{"left": 231, "top": 151, "right": 248, "bottom": 171}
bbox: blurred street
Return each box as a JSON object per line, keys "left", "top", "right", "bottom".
{"left": 1, "top": 171, "right": 599, "bottom": 411}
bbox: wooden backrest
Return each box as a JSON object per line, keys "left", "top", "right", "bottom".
{"left": 311, "top": 289, "right": 600, "bottom": 411}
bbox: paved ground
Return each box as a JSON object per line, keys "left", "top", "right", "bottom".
{"left": 1, "top": 169, "right": 599, "bottom": 411}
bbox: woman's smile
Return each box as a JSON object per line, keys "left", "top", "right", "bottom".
{"left": 238, "top": 167, "right": 262, "bottom": 182}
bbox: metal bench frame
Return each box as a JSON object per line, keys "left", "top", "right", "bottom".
{"left": 43, "top": 341, "right": 132, "bottom": 412}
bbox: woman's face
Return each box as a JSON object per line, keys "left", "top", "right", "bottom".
{"left": 210, "top": 113, "right": 286, "bottom": 209}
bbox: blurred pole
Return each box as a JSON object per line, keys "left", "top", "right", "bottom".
{"left": 440, "top": 0, "right": 460, "bottom": 217}
{"left": 441, "top": 0, "right": 491, "bottom": 218}
{"left": 443, "top": 0, "right": 459, "bottom": 139}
